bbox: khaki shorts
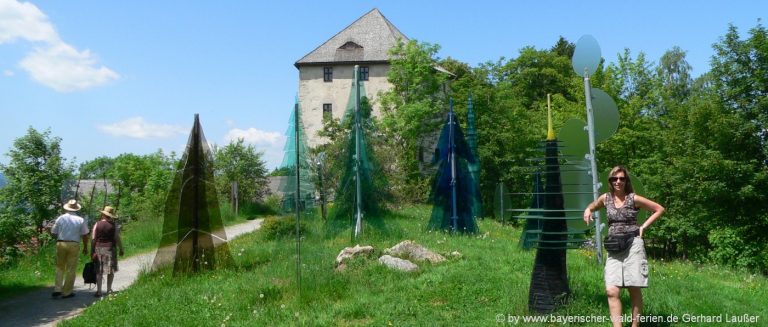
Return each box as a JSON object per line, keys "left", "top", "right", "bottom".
{"left": 605, "top": 237, "right": 648, "bottom": 288}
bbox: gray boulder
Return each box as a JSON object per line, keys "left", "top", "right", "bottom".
{"left": 335, "top": 244, "right": 374, "bottom": 271}
{"left": 378, "top": 255, "right": 418, "bottom": 272}
{"left": 385, "top": 240, "right": 446, "bottom": 263}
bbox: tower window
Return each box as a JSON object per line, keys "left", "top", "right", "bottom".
{"left": 323, "top": 67, "right": 333, "bottom": 82}
{"left": 359, "top": 66, "right": 369, "bottom": 81}
{"left": 322, "top": 103, "right": 332, "bottom": 120}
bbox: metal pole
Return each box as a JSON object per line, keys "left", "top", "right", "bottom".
{"left": 499, "top": 183, "right": 505, "bottom": 224}
{"left": 583, "top": 72, "right": 603, "bottom": 264}
{"left": 294, "top": 102, "right": 302, "bottom": 297}
{"left": 317, "top": 155, "right": 327, "bottom": 220}
{"left": 87, "top": 180, "right": 96, "bottom": 221}
{"left": 354, "top": 65, "right": 363, "bottom": 239}
{"left": 102, "top": 172, "right": 108, "bottom": 207}
{"left": 449, "top": 99, "right": 458, "bottom": 233}
{"left": 74, "top": 173, "right": 82, "bottom": 202}
{"left": 192, "top": 114, "right": 200, "bottom": 271}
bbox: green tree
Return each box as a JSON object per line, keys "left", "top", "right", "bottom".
{"left": 78, "top": 150, "right": 176, "bottom": 221}
{"left": 213, "top": 139, "right": 269, "bottom": 210}
{"left": 710, "top": 23, "right": 768, "bottom": 162}
{"left": 379, "top": 39, "right": 448, "bottom": 202}
{"left": 598, "top": 41, "right": 768, "bottom": 272}
{"left": 78, "top": 156, "right": 115, "bottom": 179}
{"left": 447, "top": 38, "right": 589, "bottom": 217}
{"left": 0, "top": 127, "right": 73, "bottom": 261}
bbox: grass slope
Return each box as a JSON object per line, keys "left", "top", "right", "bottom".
{"left": 63, "top": 206, "right": 766, "bottom": 326}
{"left": 0, "top": 205, "right": 250, "bottom": 300}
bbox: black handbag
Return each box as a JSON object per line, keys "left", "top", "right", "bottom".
{"left": 603, "top": 231, "right": 638, "bottom": 254}
{"left": 82, "top": 260, "right": 99, "bottom": 284}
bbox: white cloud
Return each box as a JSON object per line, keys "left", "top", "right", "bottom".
{"left": 224, "top": 127, "right": 286, "bottom": 169}
{"left": 3, "top": 69, "right": 13, "bottom": 76}
{"left": 0, "top": 0, "right": 58, "bottom": 44}
{"left": 0, "top": 0, "right": 118, "bottom": 91}
{"left": 98, "top": 117, "right": 186, "bottom": 139}
{"left": 20, "top": 43, "right": 119, "bottom": 92}
{"left": 225, "top": 128, "right": 282, "bottom": 145}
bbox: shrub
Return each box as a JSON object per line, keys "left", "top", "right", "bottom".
{"left": 260, "top": 216, "right": 307, "bottom": 240}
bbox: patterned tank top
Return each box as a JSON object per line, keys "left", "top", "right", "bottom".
{"left": 605, "top": 192, "right": 639, "bottom": 236}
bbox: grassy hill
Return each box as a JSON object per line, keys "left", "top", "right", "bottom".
{"left": 0, "top": 205, "right": 250, "bottom": 300}
{"left": 62, "top": 206, "right": 767, "bottom": 326}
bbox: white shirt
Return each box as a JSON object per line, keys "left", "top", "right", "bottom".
{"left": 51, "top": 213, "right": 89, "bottom": 242}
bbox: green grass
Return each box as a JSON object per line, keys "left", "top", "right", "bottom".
{"left": 61, "top": 206, "right": 767, "bottom": 326}
{"left": 0, "top": 203, "right": 254, "bottom": 300}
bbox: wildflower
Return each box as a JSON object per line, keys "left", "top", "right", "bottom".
{"left": 280, "top": 304, "right": 286, "bottom": 309}
{"left": 260, "top": 293, "right": 264, "bottom": 298}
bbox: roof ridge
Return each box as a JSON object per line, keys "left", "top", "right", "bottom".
{"left": 295, "top": 8, "right": 381, "bottom": 64}
{"left": 379, "top": 9, "right": 408, "bottom": 44}
{"left": 295, "top": 8, "right": 409, "bottom": 67}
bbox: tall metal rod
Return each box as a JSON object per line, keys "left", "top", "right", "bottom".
{"left": 449, "top": 99, "right": 458, "bottom": 233}
{"left": 101, "top": 172, "right": 108, "bottom": 207}
{"left": 192, "top": 114, "right": 200, "bottom": 271}
{"left": 87, "top": 178, "right": 96, "bottom": 220}
{"left": 354, "top": 65, "right": 363, "bottom": 239}
{"left": 73, "top": 172, "right": 82, "bottom": 202}
{"left": 294, "top": 102, "right": 302, "bottom": 298}
{"left": 115, "top": 182, "right": 122, "bottom": 214}
{"left": 317, "top": 153, "right": 327, "bottom": 220}
{"left": 499, "top": 183, "right": 505, "bottom": 224}
{"left": 583, "top": 72, "right": 603, "bottom": 264}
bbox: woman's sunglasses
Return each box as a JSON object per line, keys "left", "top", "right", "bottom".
{"left": 608, "top": 176, "right": 627, "bottom": 182}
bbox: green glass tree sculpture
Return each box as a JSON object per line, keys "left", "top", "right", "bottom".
{"left": 154, "top": 114, "right": 233, "bottom": 275}
{"left": 329, "top": 66, "right": 386, "bottom": 240}
{"left": 278, "top": 98, "right": 315, "bottom": 213}
{"left": 427, "top": 100, "right": 479, "bottom": 234}
{"left": 466, "top": 95, "right": 483, "bottom": 220}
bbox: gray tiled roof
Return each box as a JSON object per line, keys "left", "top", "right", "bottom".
{"left": 295, "top": 8, "right": 409, "bottom": 66}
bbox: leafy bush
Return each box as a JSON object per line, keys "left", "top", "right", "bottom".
{"left": 708, "top": 227, "right": 767, "bottom": 273}
{"left": 260, "top": 216, "right": 307, "bottom": 240}
{"left": 240, "top": 195, "right": 281, "bottom": 218}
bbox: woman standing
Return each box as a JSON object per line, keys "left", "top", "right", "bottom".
{"left": 91, "top": 206, "right": 125, "bottom": 297}
{"left": 583, "top": 166, "right": 664, "bottom": 327}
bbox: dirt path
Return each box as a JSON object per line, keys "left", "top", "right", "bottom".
{"left": 0, "top": 219, "right": 263, "bottom": 327}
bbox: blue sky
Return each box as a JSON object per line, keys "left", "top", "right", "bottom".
{"left": 1, "top": 0, "right": 765, "bottom": 169}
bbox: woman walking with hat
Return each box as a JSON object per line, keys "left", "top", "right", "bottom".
{"left": 91, "top": 205, "right": 124, "bottom": 297}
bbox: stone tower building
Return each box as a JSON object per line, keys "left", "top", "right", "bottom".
{"left": 295, "top": 8, "right": 408, "bottom": 147}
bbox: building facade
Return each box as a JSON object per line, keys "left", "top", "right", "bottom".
{"left": 295, "top": 8, "right": 408, "bottom": 147}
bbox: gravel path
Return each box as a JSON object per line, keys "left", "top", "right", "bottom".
{"left": 0, "top": 219, "right": 263, "bottom": 327}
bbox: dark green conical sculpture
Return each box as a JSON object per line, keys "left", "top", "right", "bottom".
{"left": 527, "top": 137, "right": 571, "bottom": 312}
{"left": 509, "top": 98, "right": 587, "bottom": 312}
{"left": 329, "top": 66, "right": 386, "bottom": 240}
{"left": 153, "top": 114, "right": 233, "bottom": 274}
{"left": 427, "top": 100, "right": 479, "bottom": 234}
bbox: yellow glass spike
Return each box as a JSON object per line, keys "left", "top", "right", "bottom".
{"left": 547, "top": 94, "right": 555, "bottom": 140}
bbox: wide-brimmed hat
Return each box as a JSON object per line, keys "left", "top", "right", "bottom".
{"left": 100, "top": 206, "right": 118, "bottom": 218}
{"left": 63, "top": 199, "right": 82, "bottom": 212}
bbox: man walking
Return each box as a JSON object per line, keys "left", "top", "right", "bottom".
{"left": 51, "top": 199, "right": 89, "bottom": 299}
